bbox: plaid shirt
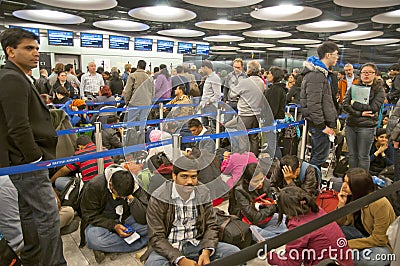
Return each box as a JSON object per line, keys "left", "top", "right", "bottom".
{"left": 80, "top": 72, "right": 104, "bottom": 96}
{"left": 168, "top": 183, "right": 199, "bottom": 251}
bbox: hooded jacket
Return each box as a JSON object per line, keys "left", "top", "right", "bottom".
{"left": 300, "top": 57, "right": 338, "bottom": 129}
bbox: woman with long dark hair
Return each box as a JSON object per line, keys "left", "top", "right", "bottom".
{"left": 343, "top": 63, "right": 385, "bottom": 169}
{"left": 268, "top": 186, "right": 353, "bottom": 266}
{"left": 337, "top": 168, "right": 395, "bottom": 266}
{"left": 232, "top": 163, "right": 287, "bottom": 241}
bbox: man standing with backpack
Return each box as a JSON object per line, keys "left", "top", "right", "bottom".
{"left": 300, "top": 41, "right": 339, "bottom": 169}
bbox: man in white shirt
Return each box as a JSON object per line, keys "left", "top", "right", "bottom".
{"left": 80, "top": 62, "right": 104, "bottom": 97}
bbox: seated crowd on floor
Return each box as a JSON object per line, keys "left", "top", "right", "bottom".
{"left": 1, "top": 41, "right": 400, "bottom": 266}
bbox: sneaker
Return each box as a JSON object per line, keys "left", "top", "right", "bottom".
{"left": 93, "top": 250, "right": 106, "bottom": 263}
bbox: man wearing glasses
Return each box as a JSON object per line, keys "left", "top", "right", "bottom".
{"left": 300, "top": 41, "right": 339, "bottom": 169}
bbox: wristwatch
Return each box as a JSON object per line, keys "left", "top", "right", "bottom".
{"left": 127, "top": 197, "right": 134, "bottom": 205}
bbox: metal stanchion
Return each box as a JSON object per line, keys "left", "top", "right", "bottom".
{"left": 172, "top": 134, "right": 182, "bottom": 162}
{"left": 294, "top": 105, "right": 298, "bottom": 121}
{"left": 159, "top": 102, "right": 164, "bottom": 130}
{"left": 299, "top": 120, "right": 308, "bottom": 161}
{"left": 94, "top": 122, "right": 104, "bottom": 174}
{"left": 389, "top": 105, "right": 395, "bottom": 117}
{"left": 215, "top": 109, "right": 221, "bottom": 150}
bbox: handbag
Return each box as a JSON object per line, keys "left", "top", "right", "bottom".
{"left": 241, "top": 193, "right": 275, "bottom": 226}
{"left": 214, "top": 209, "right": 252, "bottom": 249}
{"left": 316, "top": 189, "right": 339, "bottom": 213}
{"left": 0, "top": 233, "right": 21, "bottom": 266}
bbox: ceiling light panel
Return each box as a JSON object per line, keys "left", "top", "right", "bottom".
{"left": 157, "top": 29, "right": 205, "bottom": 37}
{"left": 195, "top": 20, "right": 251, "bottom": 30}
{"left": 297, "top": 20, "right": 358, "bottom": 33}
{"left": 352, "top": 38, "right": 400, "bottom": 45}
{"left": 93, "top": 20, "right": 149, "bottom": 31}
{"left": 268, "top": 47, "right": 301, "bottom": 51}
{"left": 278, "top": 39, "right": 321, "bottom": 45}
{"left": 329, "top": 30, "right": 384, "bottom": 41}
{"left": 33, "top": 0, "right": 117, "bottom": 10}
{"left": 13, "top": 10, "right": 85, "bottom": 24}
{"left": 238, "top": 42, "right": 275, "bottom": 48}
{"left": 203, "top": 35, "right": 244, "bottom": 42}
{"left": 251, "top": 5, "right": 322, "bottom": 21}
{"left": 333, "top": 0, "right": 400, "bottom": 8}
{"left": 210, "top": 46, "right": 240, "bottom": 51}
{"left": 182, "top": 0, "right": 263, "bottom": 8}
{"left": 128, "top": 6, "right": 196, "bottom": 22}
{"left": 243, "top": 30, "right": 292, "bottom": 38}
{"left": 238, "top": 49, "right": 266, "bottom": 53}
{"left": 372, "top": 9, "right": 400, "bottom": 24}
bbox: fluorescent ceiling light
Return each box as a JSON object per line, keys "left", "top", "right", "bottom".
{"left": 157, "top": 29, "right": 205, "bottom": 37}
{"left": 93, "top": 20, "right": 149, "bottom": 31}
{"left": 13, "top": 10, "right": 85, "bottom": 24}
{"left": 129, "top": 6, "right": 196, "bottom": 22}
{"left": 33, "top": 0, "right": 117, "bottom": 10}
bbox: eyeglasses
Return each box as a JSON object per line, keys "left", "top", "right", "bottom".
{"left": 329, "top": 52, "right": 340, "bottom": 57}
{"left": 361, "top": 71, "right": 375, "bottom": 75}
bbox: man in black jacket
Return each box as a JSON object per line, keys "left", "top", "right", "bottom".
{"left": 300, "top": 41, "right": 339, "bottom": 169}
{"left": 0, "top": 28, "right": 66, "bottom": 265}
{"left": 81, "top": 164, "right": 148, "bottom": 263}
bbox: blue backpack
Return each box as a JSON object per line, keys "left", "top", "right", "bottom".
{"left": 299, "top": 161, "right": 322, "bottom": 191}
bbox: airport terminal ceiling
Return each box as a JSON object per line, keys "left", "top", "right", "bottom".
{"left": 0, "top": 0, "right": 399, "bottom": 66}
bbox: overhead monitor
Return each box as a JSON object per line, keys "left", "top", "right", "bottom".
{"left": 9, "top": 25, "right": 40, "bottom": 37}
{"left": 48, "top": 30, "right": 74, "bottom": 46}
{"left": 80, "top": 32, "right": 103, "bottom": 48}
{"left": 157, "top": 40, "right": 174, "bottom": 53}
{"left": 177, "top": 42, "right": 193, "bottom": 54}
{"left": 196, "top": 44, "right": 210, "bottom": 56}
{"left": 109, "top": 35, "right": 130, "bottom": 50}
{"left": 134, "top": 37, "right": 153, "bottom": 51}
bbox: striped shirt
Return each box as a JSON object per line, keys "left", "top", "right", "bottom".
{"left": 66, "top": 143, "right": 113, "bottom": 181}
{"left": 168, "top": 183, "right": 199, "bottom": 251}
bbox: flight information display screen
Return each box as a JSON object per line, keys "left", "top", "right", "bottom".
{"left": 134, "top": 37, "right": 153, "bottom": 51}
{"left": 157, "top": 40, "right": 174, "bottom": 53}
{"left": 196, "top": 44, "right": 210, "bottom": 55}
{"left": 109, "top": 35, "right": 130, "bottom": 50}
{"left": 178, "top": 42, "right": 193, "bottom": 54}
{"left": 80, "top": 32, "right": 103, "bottom": 48}
{"left": 9, "top": 25, "right": 39, "bottom": 37}
{"left": 48, "top": 30, "right": 73, "bottom": 46}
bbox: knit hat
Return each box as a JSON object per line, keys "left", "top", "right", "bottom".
{"left": 149, "top": 130, "right": 162, "bottom": 142}
{"left": 70, "top": 99, "right": 86, "bottom": 108}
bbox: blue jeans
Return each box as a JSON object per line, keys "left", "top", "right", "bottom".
{"left": 309, "top": 127, "right": 331, "bottom": 168}
{"left": 127, "top": 108, "right": 148, "bottom": 131}
{"left": 345, "top": 126, "right": 376, "bottom": 170}
{"left": 341, "top": 226, "right": 392, "bottom": 266}
{"left": 200, "top": 103, "right": 217, "bottom": 129}
{"left": 252, "top": 213, "right": 288, "bottom": 241}
{"left": 9, "top": 169, "right": 66, "bottom": 265}
{"left": 86, "top": 216, "right": 148, "bottom": 253}
{"left": 145, "top": 241, "right": 240, "bottom": 266}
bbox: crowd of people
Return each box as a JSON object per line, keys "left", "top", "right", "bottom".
{"left": 1, "top": 27, "right": 400, "bottom": 266}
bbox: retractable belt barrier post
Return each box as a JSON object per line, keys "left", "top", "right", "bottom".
{"left": 215, "top": 109, "right": 221, "bottom": 150}
{"left": 299, "top": 119, "right": 308, "bottom": 161}
{"left": 208, "top": 180, "right": 400, "bottom": 266}
{"left": 172, "top": 134, "right": 182, "bottom": 162}
{"left": 159, "top": 102, "right": 164, "bottom": 130}
{"left": 94, "top": 122, "right": 104, "bottom": 175}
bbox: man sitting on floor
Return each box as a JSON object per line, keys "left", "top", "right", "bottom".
{"left": 80, "top": 164, "right": 148, "bottom": 263}
{"left": 144, "top": 156, "right": 239, "bottom": 266}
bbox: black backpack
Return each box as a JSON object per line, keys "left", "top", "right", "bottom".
{"left": 59, "top": 174, "right": 85, "bottom": 212}
{"left": 214, "top": 209, "right": 252, "bottom": 249}
{"left": 333, "top": 157, "right": 349, "bottom": 178}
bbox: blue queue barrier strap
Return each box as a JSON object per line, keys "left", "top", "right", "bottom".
{"left": 86, "top": 100, "right": 125, "bottom": 106}
{"left": 163, "top": 103, "right": 200, "bottom": 108}
{"left": 1, "top": 120, "right": 304, "bottom": 175}
{"left": 0, "top": 139, "right": 171, "bottom": 176}
{"left": 57, "top": 126, "right": 96, "bottom": 136}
